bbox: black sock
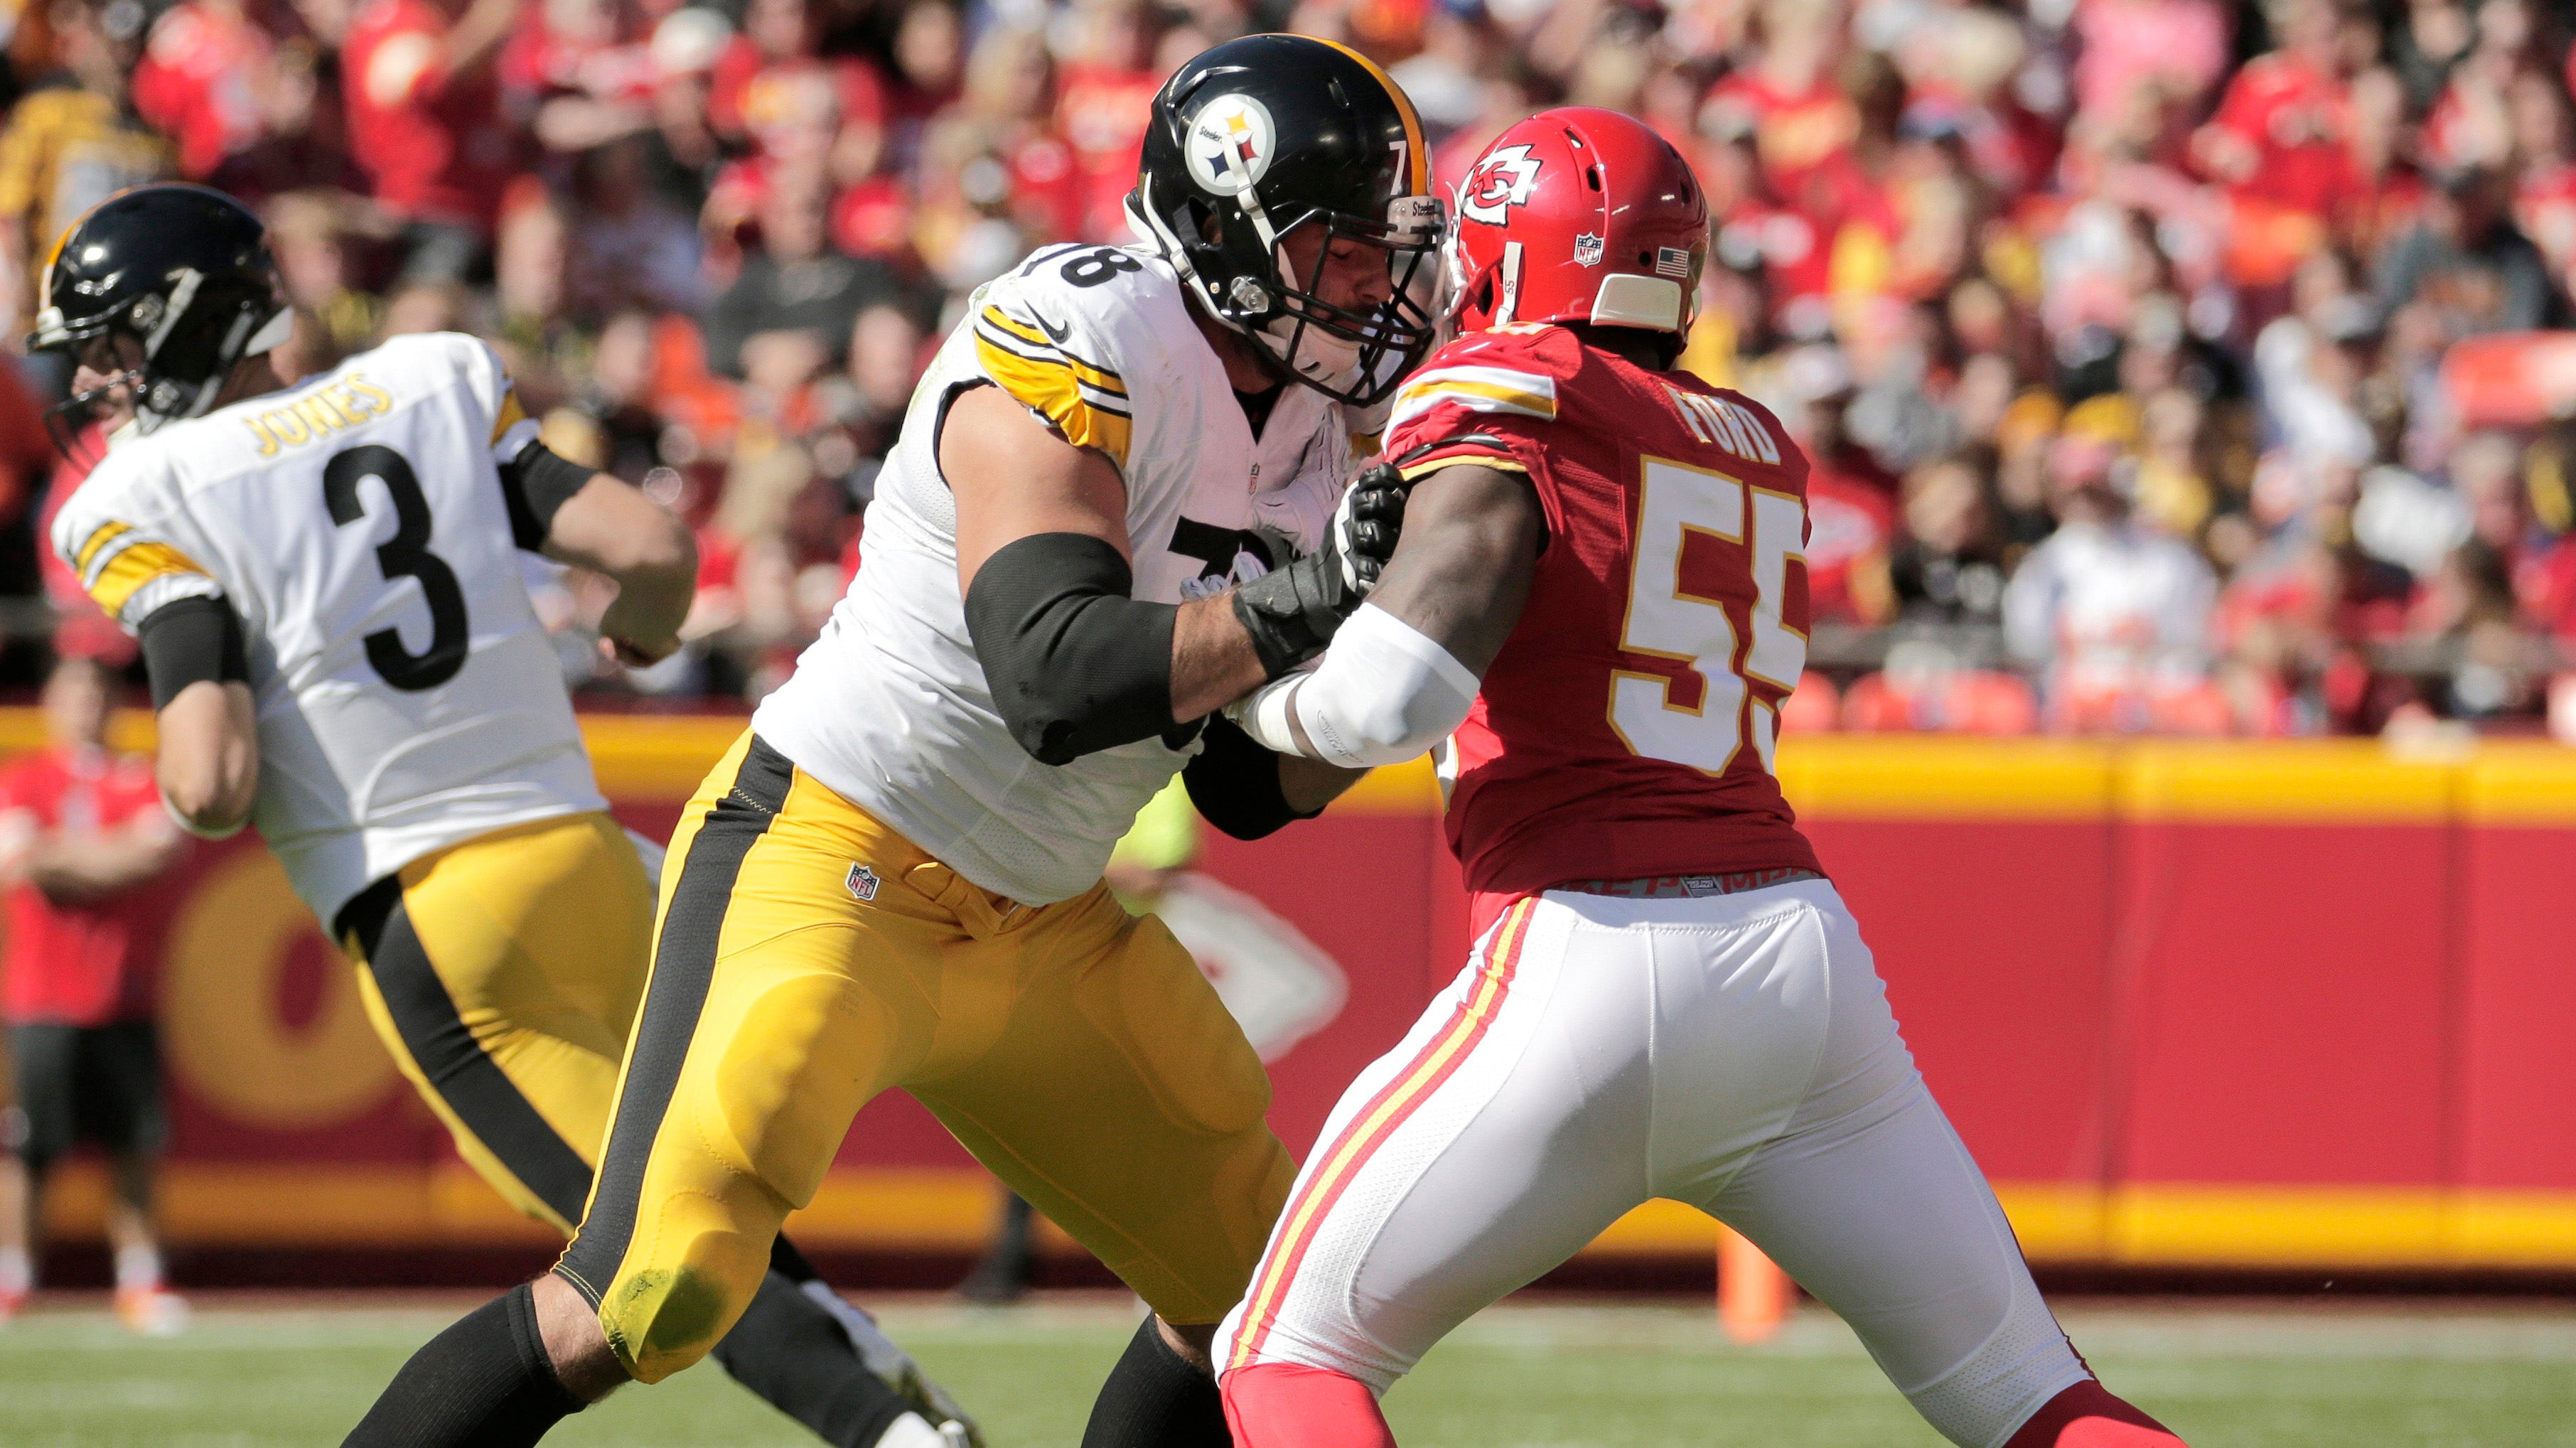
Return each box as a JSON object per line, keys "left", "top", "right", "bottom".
{"left": 712, "top": 1268, "right": 913, "bottom": 1447}
{"left": 1082, "top": 1314, "right": 1231, "bottom": 1448}
{"left": 343, "top": 1282, "right": 584, "bottom": 1447}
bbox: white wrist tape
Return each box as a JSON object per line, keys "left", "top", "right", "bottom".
{"left": 1231, "top": 604, "right": 1480, "bottom": 768}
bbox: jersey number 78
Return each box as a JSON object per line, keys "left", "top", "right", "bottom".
{"left": 1608, "top": 456, "right": 1806, "bottom": 777}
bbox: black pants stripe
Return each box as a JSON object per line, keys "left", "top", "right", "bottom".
{"left": 557, "top": 736, "right": 795, "bottom": 1304}
{"left": 338, "top": 877, "right": 594, "bottom": 1225}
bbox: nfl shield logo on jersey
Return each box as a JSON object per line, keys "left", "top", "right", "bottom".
{"left": 846, "top": 863, "right": 881, "bottom": 901}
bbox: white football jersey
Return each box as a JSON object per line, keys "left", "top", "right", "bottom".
{"left": 754, "top": 242, "right": 1368, "bottom": 904}
{"left": 51, "top": 332, "right": 606, "bottom": 928}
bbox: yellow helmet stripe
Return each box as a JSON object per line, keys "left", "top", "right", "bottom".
{"left": 1313, "top": 36, "right": 1429, "bottom": 200}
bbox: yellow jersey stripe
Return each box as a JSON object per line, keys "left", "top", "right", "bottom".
{"left": 1398, "top": 454, "right": 1527, "bottom": 481}
{"left": 1396, "top": 379, "right": 1557, "bottom": 416}
{"left": 977, "top": 308, "right": 1129, "bottom": 396}
{"left": 88, "top": 540, "right": 212, "bottom": 618}
{"left": 974, "top": 334, "right": 1134, "bottom": 467}
{"left": 491, "top": 387, "right": 528, "bottom": 444}
{"left": 72, "top": 519, "right": 132, "bottom": 576}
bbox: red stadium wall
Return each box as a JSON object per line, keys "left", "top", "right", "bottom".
{"left": 14, "top": 714, "right": 2576, "bottom": 1274}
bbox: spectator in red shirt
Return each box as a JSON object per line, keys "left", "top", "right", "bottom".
{"left": 2192, "top": 0, "right": 2361, "bottom": 224}
{"left": 127, "top": 0, "right": 274, "bottom": 180}
{"left": 0, "top": 648, "right": 187, "bottom": 1331}
{"left": 342, "top": 0, "right": 525, "bottom": 281}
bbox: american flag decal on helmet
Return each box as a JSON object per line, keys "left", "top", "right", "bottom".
{"left": 1655, "top": 247, "right": 1692, "bottom": 277}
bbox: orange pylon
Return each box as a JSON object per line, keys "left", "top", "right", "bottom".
{"left": 1718, "top": 1224, "right": 1791, "bottom": 1344}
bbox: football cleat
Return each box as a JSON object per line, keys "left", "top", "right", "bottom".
{"left": 114, "top": 1285, "right": 188, "bottom": 1336}
{"left": 797, "top": 1280, "right": 984, "bottom": 1448}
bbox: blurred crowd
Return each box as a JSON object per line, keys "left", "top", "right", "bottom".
{"left": 0, "top": 0, "right": 2567, "bottom": 734}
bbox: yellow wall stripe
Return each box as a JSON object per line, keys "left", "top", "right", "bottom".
{"left": 36, "top": 1159, "right": 2576, "bottom": 1270}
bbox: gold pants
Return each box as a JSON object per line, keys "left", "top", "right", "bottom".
{"left": 340, "top": 811, "right": 654, "bottom": 1233}
{"left": 557, "top": 731, "right": 1294, "bottom": 1382}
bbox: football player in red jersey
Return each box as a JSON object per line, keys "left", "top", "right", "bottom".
{"left": 1213, "top": 109, "right": 2192, "bottom": 1448}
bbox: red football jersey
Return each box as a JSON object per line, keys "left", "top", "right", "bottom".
{"left": 0, "top": 746, "right": 169, "bottom": 1027}
{"left": 1383, "top": 325, "right": 1824, "bottom": 934}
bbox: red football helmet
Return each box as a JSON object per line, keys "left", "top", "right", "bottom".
{"left": 1447, "top": 107, "right": 1709, "bottom": 336}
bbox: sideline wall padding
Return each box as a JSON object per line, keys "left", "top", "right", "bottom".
{"left": 11, "top": 710, "right": 2576, "bottom": 1271}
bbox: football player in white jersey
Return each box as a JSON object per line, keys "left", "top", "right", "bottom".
{"left": 34, "top": 184, "right": 977, "bottom": 1448}
{"left": 350, "top": 34, "right": 1442, "bottom": 1448}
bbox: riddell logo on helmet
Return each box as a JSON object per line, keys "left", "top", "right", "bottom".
{"left": 1186, "top": 95, "right": 1277, "bottom": 195}
{"left": 1459, "top": 146, "right": 1542, "bottom": 225}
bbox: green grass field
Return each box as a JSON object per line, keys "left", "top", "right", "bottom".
{"left": 3, "top": 1293, "right": 2574, "bottom": 1446}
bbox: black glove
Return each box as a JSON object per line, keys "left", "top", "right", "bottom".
{"left": 1230, "top": 460, "right": 1409, "bottom": 678}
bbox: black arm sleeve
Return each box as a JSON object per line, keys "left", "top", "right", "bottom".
{"left": 962, "top": 532, "right": 1179, "bottom": 766}
{"left": 496, "top": 442, "right": 599, "bottom": 552}
{"left": 136, "top": 594, "right": 249, "bottom": 709}
{"left": 1182, "top": 715, "right": 1317, "bottom": 841}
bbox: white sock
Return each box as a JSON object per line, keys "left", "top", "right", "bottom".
{"left": 875, "top": 1413, "right": 949, "bottom": 1448}
{"left": 0, "top": 1245, "right": 30, "bottom": 1294}
{"left": 114, "top": 1245, "right": 161, "bottom": 1292}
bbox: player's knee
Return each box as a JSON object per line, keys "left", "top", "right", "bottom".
{"left": 594, "top": 1257, "right": 761, "bottom": 1385}
{"left": 532, "top": 1270, "right": 628, "bottom": 1401}
{"left": 1158, "top": 1316, "right": 1219, "bottom": 1375}
{"left": 1894, "top": 1282, "right": 2092, "bottom": 1448}
{"left": 1220, "top": 1363, "right": 1394, "bottom": 1448}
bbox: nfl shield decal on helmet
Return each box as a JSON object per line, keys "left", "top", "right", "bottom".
{"left": 846, "top": 863, "right": 881, "bottom": 901}
{"left": 1574, "top": 232, "right": 1604, "bottom": 266}
{"left": 1186, "top": 93, "right": 1277, "bottom": 195}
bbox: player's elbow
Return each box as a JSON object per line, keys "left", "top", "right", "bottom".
{"left": 155, "top": 680, "right": 258, "bottom": 838}
{"left": 965, "top": 534, "right": 1179, "bottom": 766}
{"left": 158, "top": 754, "right": 256, "bottom": 838}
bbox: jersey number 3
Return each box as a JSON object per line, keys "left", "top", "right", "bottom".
{"left": 324, "top": 444, "right": 469, "bottom": 692}
{"left": 1609, "top": 457, "right": 1805, "bottom": 776}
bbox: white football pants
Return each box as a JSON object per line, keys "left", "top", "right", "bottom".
{"left": 1218, "top": 881, "right": 2090, "bottom": 1448}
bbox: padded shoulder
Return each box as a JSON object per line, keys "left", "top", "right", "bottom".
{"left": 967, "top": 245, "right": 1188, "bottom": 470}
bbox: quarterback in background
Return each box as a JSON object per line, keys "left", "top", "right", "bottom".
{"left": 1215, "top": 111, "right": 2193, "bottom": 1448}
{"left": 34, "top": 185, "right": 972, "bottom": 1448}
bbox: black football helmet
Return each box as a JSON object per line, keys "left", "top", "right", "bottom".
{"left": 28, "top": 183, "right": 291, "bottom": 437}
{"left": 1129, "top": 35, "right": 1444, "bottom": 409}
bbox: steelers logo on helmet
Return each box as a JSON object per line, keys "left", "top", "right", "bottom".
{"left": 1186, "top": 93, "right": 1277, "bottom": 197}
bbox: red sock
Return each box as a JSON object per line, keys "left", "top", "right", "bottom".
{"left": 2004, "top": 1378, "right": 2189, "bottom": 1447}
{"left": 1220, "top": 1363, "right": 1395, "bottom": 1448}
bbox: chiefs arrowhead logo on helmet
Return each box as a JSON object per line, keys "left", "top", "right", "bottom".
{"left": 1446, "top": 108, "right": 1710, "bottom": 337}
{"left": 1459, "top": 145, "right": 1543, "bottom": 225}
